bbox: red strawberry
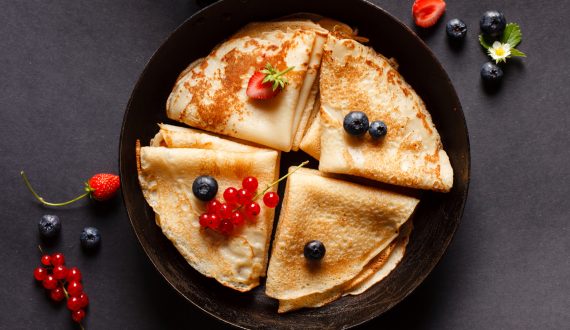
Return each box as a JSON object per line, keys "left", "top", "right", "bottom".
{"left": 87, "top": 174, "right": 121, "bottom": 201}
{"left": 412, "top": 0, "right": 446, "bottom": 28}
{"left": 21, "top": 171, "right": 121, "bottom": 206}
{"left": 246, "top": 63, "right": 294, "bottom": 99}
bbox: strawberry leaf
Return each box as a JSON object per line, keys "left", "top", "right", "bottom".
{"left": 479, "top": 35, "right": 493, "bottom": 49}
{"left": 501, "top": 23, "right": 522, "bottom": 48}
{"left": 510, "top": 48, "right": 527, "bottom": 57}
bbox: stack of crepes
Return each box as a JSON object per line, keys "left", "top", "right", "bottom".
{"left": 265, "top": 168, "right": 418, "bottom": 312}
{"left": 137, "top": 124, "right": 279, "bottom": 291}
{"left": 166, "top": 20, "right": 328, "bottom": 152}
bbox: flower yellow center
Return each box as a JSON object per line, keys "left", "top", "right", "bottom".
{"left": 496, "top": 47, "right": 506, "bottom": 56}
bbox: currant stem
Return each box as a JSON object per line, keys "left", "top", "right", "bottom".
{"left": 252, "top": 160, "right": 309, "bottom": 201}
{"left": 20, "top": 171, "right": 90, "bottom": 207}
{"left": 38, "top": 245, "right": 45, "bottom": 254}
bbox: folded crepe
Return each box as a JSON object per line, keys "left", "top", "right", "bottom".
{"left": 166, "top": 20, "right": 328, "bottom": 152}
{"left": 150, "top": 123, "right": 263, "bottom": 152}
{"left": 265, "top": 168, "right": 419, "bottom": 312}
{"left": 300, "top": 34, "right": 453, "bottom": 192}
{"left": 137, "top": 128, "right": 280, "bottom": 291}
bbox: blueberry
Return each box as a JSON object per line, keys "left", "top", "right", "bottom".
{"left": 80, "top": 227, "right": 101, "bottom": 251}
{"left": 480, "top": 62, "right": 503, "bottom": 83}
{"left": 304, "top": 240, "right": 326, "bottom": 260}
{"left": 446, "top": 19, "right": 467, "bottom": 41}
{"left": 38, "top": 215, "right": 61, "bottom": 238}
{"left": 480, "top": 11, "right": 506, "bottom": 38}
{"left": 192, "top": 175, "right": 218, "bottom": 201}
{"left": 343, "top": 111, "right": 369, "bottom": 136}
{"left": 369, "top": 121, "right": 388, "bottom": 139}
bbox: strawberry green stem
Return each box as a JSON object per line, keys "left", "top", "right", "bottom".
{"left": 252, "top": 160, "right": 309, "bottom": 201}
{"left": 21, "top": 171, "right": 90, "bottom": 207}
{"left": 275, "top": 66, "right": 294, "bottom": 77}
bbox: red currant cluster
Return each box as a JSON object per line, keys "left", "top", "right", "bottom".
{"left": 33, "top": 252, "right": 89, "bottom": 324}
{"left": 199, "top": 176, "right": 280, "bottom": 236}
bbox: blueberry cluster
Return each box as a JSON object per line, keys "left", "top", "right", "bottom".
{"left": 343, "top": 111, "right": 388, "bottom": 139}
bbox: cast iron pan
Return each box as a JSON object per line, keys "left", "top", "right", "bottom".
{"left": 119, "top": 0, "right": 470, "bottom": 328}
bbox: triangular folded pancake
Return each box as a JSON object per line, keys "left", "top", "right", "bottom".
{"left": 277, "top": 221, "right": 412, "bottom": 312}
{"left": 265, "top": 168, "right": 419, "bottom": 311}
{"left": 301, "top": 34, "right": 453, "bottom": 192}
{"left": 137, "top": 140, "right": 279, "bottom": 291}
{"left": 166, "top": 21, "right": 327, "bottom": 152}
{"left": 150, "top": 123, "right": 264, "bottom": 152}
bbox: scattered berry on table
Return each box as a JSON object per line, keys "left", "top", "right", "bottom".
{"left": 34, "top": 267, "right": 47, "bottom": 281}
{"left": 412, "top": 0, "right": 447, "bottom": 28}
{"left": 50, "top": 287, "right": 65, "bottom": 302}
{"left": 71, "top": 309, "right": 86, "bottom": 323}
{"left": 480, "top": 10, "right": 506, "bottom": 38}
{"left": 446, "top": 18, "right": 467, "bottom": 41}
{"left": 480, "top": 62, "right": 504, "bottom": 83}
{"left": 80, "top": 227, "right": 101, "bottom": 251}
{"left": 66, "top": 267, "right": 82, "bottom": 282}
{"left": 38, "top": 215, "right": 61, "bottom": 239}
{"left": 67, "top": 281, "right": 83, "bottom": 296}
{"left": 51, "top": 253, "right": 65, "bottom": 266}
{"left": 21, "top": 171, "right": 120, "bottom": 206}
{"left": 41, "top": 254, "right": 52, "bottom": 266}
{"left": 67, "top": 296, "right": 82, "bottom": 311}
{"left": 42, "top": 275, "right": 58, "bottom": 290}
{"left": 52, "top": 265, "right": 68, "bottom": 280}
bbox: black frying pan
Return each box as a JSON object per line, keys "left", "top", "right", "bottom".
{"left": 119, "top": 0, "right": 470, "bottom": 328}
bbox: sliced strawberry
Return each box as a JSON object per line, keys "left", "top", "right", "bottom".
{"left": 412, "top": 0, "right": 446, "bottom": 28}
{"left": 246, "top": 71, "right": 280, "bottom": 100}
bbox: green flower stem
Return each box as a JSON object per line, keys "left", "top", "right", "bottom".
{"left": 21, "top": 171, "right": 90, "bottom": 207}
{"left": 252, "top": 160, "right": 309, "bottom": 201}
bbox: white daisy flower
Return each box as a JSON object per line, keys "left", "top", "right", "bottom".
{"left": 488, "top": 41, "right": 511, "bottom": 63}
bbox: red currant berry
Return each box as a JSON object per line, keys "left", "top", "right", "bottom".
{"left": 237, "top": 188, "right": 253, "bottom": 205}
{"left": 242, "top": 176, "right": 258, "bottom": 192}
{"left": 53, "top": 265, "right": 68, "bottom": 280}
{"left": 66, "top": 267, "right": 82, "bottom": 282}
{"left": 245, "top": 202, "right": 261, "bottom": 217}
{"left": 67, "top": 296, "right": 82, "bottom": 311}
{"left": 199, "top": 213, "right": 210, "bottom": 228}
{"left": 41, "top": 255, "right": 51, "bottom": 266}
{"left": 206, "top": 199, "right": 222, "bottom": 214}
{"left": 51, "top": 253, "right": 65, "bottom": 266}
{"left": 230, "top": 211, "right": 245, "bottom": 226}
{"left": 78, "top": 292, "right": 89, "bottom": 308}
{"left": 216, "top": 203, "right": 231, "bottom": 219}
{"left": 42, "top": 275, "right": 58, "bottom": 290}
{"left": 50, "top": 287, "right": 65, "bottom": 302}
{"left": 67, "top": 281, "right": 83, "bottom": 296}
{"left": 34, "top": 267, "right": 47, "bottom": 281}
{"left": 219, "top": 219, "right": 234, "bottom": 235}
{"left": 208, "top": 214, "right": 220, "bottom": 229}
{"left": 223, "top": 187, "right": 238, "bottom": 204}
{"left": 71, "top": 309, "right": 86, "bottom": 323}
{"left": 263, "top": 192, "right": 280, "bottom": 208}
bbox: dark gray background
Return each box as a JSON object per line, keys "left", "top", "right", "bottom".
{"left": 1, "top": 0, "right": 568, "bottom": 329}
